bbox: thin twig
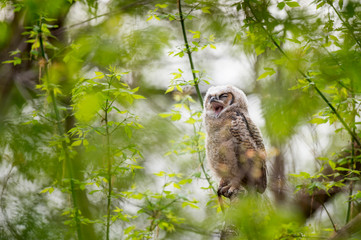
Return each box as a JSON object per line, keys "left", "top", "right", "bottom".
{"left": 346, "top": 77, "right": 356, "bottom": 223}
{"left": 177, "top": 0, "right": 203, "bottom": 108}
{"left": 320, "top": 201, "right": 338, "bottom": 232}
{"left": 193, "top": 124, "right": 217, "bottom": 195}
{"left": 105, "top": 79, "right": 113, "bottom": 240}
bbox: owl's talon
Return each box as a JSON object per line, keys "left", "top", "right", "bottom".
{"left": 218, "top": 185, "right": 247, "bottom": 199}
{"left": 218, "top": 185, "right": 231, "bottom": 198}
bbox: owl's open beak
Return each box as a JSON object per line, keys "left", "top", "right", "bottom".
{"left": 211, "top": 102, "right": 224, "bottom": 115}
{"left": 210, "top": 97, "right": 217, "bottom": 103}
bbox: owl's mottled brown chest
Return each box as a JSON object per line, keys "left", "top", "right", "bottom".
{"left": 205, "top": 115, "right": 233, "bottom": 142}
{"left": 204, "top": 113, "right": 238, "bottom": 177}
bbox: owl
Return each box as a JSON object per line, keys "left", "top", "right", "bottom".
{"left": 203, "top": 85, "right": 267, "bottom": 198}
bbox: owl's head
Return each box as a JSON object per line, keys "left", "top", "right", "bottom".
{"left": 203, "top": 85, "right": 248, "bottom": 118}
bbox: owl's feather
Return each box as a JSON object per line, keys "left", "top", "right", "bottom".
{"left": 230, "top": 112, "right": 267, "bottom": 193}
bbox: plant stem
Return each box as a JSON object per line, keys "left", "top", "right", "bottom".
{"left": 38, "top": 21, "right": 82, "bottom": 240}
{"left": 177, "top": 1, "right": 222, "bottom": 213}
{"left": 245, "top": 2, "right": 361, "bottom": 148}
{"left": 320, "top": 201, "right": 338, "bottom": 232}
{"left": 105, "top": 82, "right": 112, "bottom": 240}
{"left": 192, "top": 124, "right": 217, "bottom": 195}
{"left": 177, "top": 0, "right": 215, "bottom": 193}
{"left": 177, "top": 0, "right": 203, "bottom": 108}
{"left": 346, "top": 78, "right": 356, "bottom": 223}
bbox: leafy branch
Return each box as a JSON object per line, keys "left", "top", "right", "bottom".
{"left": 244, "top": 1, "right": 361, "bottom": 148}
{"left": 327, "top": 1, "right": 361, "bottom": 49}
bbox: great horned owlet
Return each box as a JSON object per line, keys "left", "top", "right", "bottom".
{"left": 203, "top": 85, "right": 267, "bottom": 198}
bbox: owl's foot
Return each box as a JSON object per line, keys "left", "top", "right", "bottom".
{"left": 218, "top": 184, "right": 246, "bottom": 199}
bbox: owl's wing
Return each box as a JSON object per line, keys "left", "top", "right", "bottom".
{"left": 230, "top": 111, "right": 267, "bottom": 193}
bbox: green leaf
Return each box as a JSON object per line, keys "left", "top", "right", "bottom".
{"left": 277, "top": 2, "right": 285, "bottom": 10}
{"left": 309, "top": 117, "right": 328, "bottom": 124}
{"left": 185, "top": 118, "right": 196, "bottom": 124}
{"left": 155, "top": 4, "right": 167, "bottom": 8}
{"left": 165, "top": 86, "right": 174, "bottom": 94}
{"left": 40, "top": 187, "right": 54, "bottom": 194}
{"left": 176, "top": 85, "right": 183, "bottom": 93}
{"left": 159, "top": 113, "right": 173, "bottom": 118}
{"left": 114, "top": 207, "right": 123, "bottom": 212}
{"left": 329, "top": 35, "right": 338, "bottom": 42}
{"left": 10, "top": 49, "right": 21, "bottom": 56}
{"left": 335, "top": 167, "right": 351, "bottom": 172}
{"left": 328, "top": 160, "right": 336, "bottom": 170}
{"left": 189, "top": 30, "right": 201, "bottom": 39}
{"left": 255, "top": 46, "right": 265, "bottom": 55}
{"left": 173, "top": 183, "right": 181, "bottom": 189}
{"left": 286, "top": 1, "right": 300, "bottom": 7}
{"left": 201, "top": 7, "right": 210, "bottom": 14}
{"left": 171, "top": 112, "right": 181, "bottom": 121}
{"left": 124, "top": 125, "right": 132, "bottom": 138}
{"left": 154, "top": 171, "right": 166, "bottom": 177}
{"left": 316, "top": 1, "right": 325, "bottom": 8}
{"left": 132, "top": 94, "right": 146, "bottom": 99}
{"left": 71, "top": 140, "right": 82, "bottom": 146}
{"left": 257, "top": 68, "right": 276, "bottom": 80}
{"left": 182, "top": 202, "right": 199, "bottom": 209}
{"left": 179, "top": 179, "right": 192, "bottom": 185}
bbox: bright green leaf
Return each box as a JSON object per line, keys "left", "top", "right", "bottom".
{"left": 286, "top": 1, "right": 300, "bottom": 7}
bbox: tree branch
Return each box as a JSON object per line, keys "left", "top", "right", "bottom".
{"left": 329, "top": 211, "right": 361, "bottom": 240}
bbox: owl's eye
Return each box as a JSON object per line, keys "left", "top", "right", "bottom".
{"left": 219, "top": 93, "right": 228, "bottom": 99}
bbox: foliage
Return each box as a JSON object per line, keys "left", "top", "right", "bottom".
{"left": 0, "top": 0, "right": 361, "bottom": 240}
